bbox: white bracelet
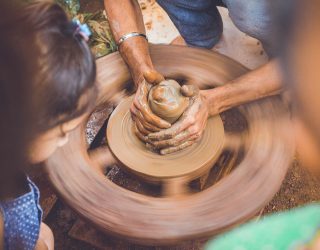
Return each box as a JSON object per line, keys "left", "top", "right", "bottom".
{"left": 117, "top": 32, "right": 148, "bottom": 47}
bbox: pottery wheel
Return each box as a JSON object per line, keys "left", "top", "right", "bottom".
{"left": 107, "top": 96, "right": 224, "bottom": 182}
{"left": 46, "top": 44, "right": 294, "bottom": 245}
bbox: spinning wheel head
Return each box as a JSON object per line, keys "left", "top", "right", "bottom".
{"left": 46, "top": 45, "right": 294, "bottom": 245}
{"left": 107, "top": 96, "right": 225, "bottom": 182}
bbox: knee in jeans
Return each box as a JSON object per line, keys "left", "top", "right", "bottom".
{"left": 226, "top": 0, "right": 273, "bottom": 41}
{"left": 186, "top": 34, "right": 222, "bottom": 49}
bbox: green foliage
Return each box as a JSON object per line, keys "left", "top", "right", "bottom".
{"left": 20, "top": 0, "right": 117, "bottom": 58}
{"left": 75, "top": 11, "right": 117, "bottom": 58}
{"left": 55, "top": 0, "right": 80, "bottom": 17}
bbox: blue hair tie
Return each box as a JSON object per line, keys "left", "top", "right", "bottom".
{"left": 72, "top": 19, "right": 92, "bottom": 41}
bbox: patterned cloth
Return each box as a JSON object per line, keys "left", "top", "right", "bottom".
{"left": 0, "top": 177, "right": 43, "bottom": 250}
{"left": 206, "top": 204, "right": 320, "bottom": 250}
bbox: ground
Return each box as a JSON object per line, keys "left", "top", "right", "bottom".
{"left": 41, "top": 0, "right": 320, "bottom": 249}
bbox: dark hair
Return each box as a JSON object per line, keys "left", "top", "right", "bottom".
{"left": 23, "top": 1, "right": 97, "bottom": 131}
{"left": 0, "top": 1, "right": 37, "bottom": 198}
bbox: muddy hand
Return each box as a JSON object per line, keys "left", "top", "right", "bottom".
{"left": 131, "top": 71, "right": 171, "bottom": 136}
{"left": 147, "top": 85, "right": 209, "bottom": 155}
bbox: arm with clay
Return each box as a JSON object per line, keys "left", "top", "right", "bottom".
{"left": 203, "top": 59, "right": 283, "bottom": 116}
{"left": 147, "top": 59, "right": 283, "bottom": 154}
{"left": 104, "top": 0, "right": 171, "bottom": 131}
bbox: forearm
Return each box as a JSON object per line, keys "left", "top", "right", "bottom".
{"left": 104, "top": 0, "right": 145, "bottom": 40}
{"left": 34, "top": 223, "right": 54, "bottom": 250}
{"left": 202, "top": 59, "right": 284, "bottom": 116}
{"left": 104, "top": 0, "right": 154, "bottom": 84}
{"left": 0, "top": 214, "right": 3, "bottom": 250}
{"left": 34, "top": 239, "right": 48, "bottom": 250}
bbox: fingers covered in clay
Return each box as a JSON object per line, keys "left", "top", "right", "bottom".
{"left": 145, "top": 142, "right": 158, "bottom": 153}
{"left": 149, "top": 132, "right": 199, "bottom": 149}
{"left": 131, "top": 80, "right": 171, "bottom": 130}
{"left": 148, "top": 130, "right": 191, "bottom": 148}
{"left": 160, "top": 140, "right": 194, "bottom": 155}
{"left": 181, "top": 85, "right": 199, "bottom": 97}
{"left": 134, "top": 125, "right": 149, "bottom": 143}
{"left": 147, "top": 90, "right": 209, "bottom": 154}
{"left": 143, "top": 71, "right": 164, "bottom": 85}
{"left": 131, "top": 108, "right": 161, "bottom": 132}
{"left": 133, "top": 117, "right": 153, "bottom": 135}
{"left": 159, "top": 132, "right": 202, "bottom": 155}
{"left": 147, "top": 119, "right": 205, "bottom": 150}
{"left": 148, "top": 95, "right": 203, "bottom": 141}
{"left": 147, "top": 121, "right": 185, "bottom": 141}
{"left": 132, "top": 78, "right": 208, "bottom": 154}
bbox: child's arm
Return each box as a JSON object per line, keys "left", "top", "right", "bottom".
{"left": 0, "top": 213, "right": 4, "bottom": 250}
{"left": 34, "top": 238, "right": 48, "bottom": 250}
{"left": 1, "top": 215, "right": 53, "bottom": 250}
{"left": 34, "top": 223, "right": 54, "bottom": 250}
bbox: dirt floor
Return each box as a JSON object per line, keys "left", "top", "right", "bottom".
{"left": 39, "top": 1, "right": 320, "bottom": 249}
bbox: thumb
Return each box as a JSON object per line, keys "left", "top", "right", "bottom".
{"left": 144, "top": 70, "right": 165, "bottom": 85}
{"left": 181, "top": 85, "right": 199, "bottom": 97}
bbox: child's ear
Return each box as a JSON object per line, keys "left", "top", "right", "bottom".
{"left": 294, "top": 117, "right": 320, "bottom": 177}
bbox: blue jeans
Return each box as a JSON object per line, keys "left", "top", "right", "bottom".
{"left": 157, "top": 0, "right": 276, "bottom": 56}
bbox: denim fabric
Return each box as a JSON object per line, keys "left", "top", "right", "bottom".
{"left": 157, "top": 0, "right": 276, "bottom": 55}
{"left": 223, "top": 0, "right": 276, "bottom": 56}
{"left": 0, "top": 177, "right": 43, "bottom": 250}
{"left": 157, "top": 0, "right": 223, "bottom": 49}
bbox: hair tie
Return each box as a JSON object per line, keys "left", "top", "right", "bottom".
{"left": 72, "top": 19, "right": 92, "bottom": 42}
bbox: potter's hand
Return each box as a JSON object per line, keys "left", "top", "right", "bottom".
{"left": 104, "top": 0, "right": 171, "bottom": 134}
{"left": 146, "top": 85, "right": 210, "bottom": 155}
{"left": 131, "top": 71, "right": 171, "bottom": 137}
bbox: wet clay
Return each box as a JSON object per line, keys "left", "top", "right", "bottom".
{"left": 148, "top": 79, "right": 189, "bottom": 123}
{"left": 107, "top": 95, "right": 224, "bottom": 182}
{"left": 46, "top": 45, "right": 294, "bottom": 245}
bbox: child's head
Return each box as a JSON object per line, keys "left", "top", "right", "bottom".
{"left": 0, "top": 1, "right": 37, "bottom": 195}
{"left": 24, "top": 2, "right": 97, "bottom": 163}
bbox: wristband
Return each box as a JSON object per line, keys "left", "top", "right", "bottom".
{"left": 117, "top": 32, "right": 148, "bottom": 48}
